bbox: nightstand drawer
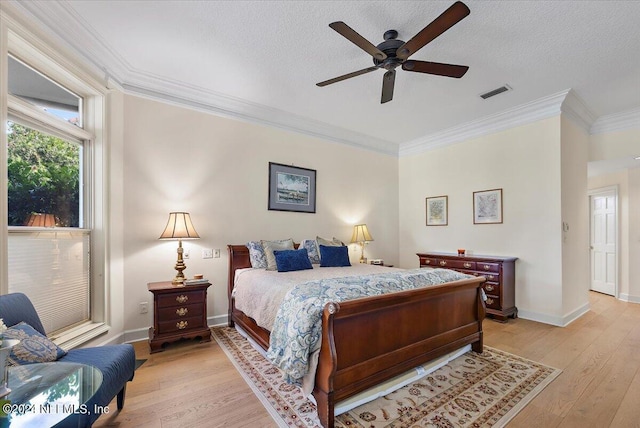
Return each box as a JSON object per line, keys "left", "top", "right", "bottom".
{"left": 157, "top": 302, "right": 203, "bottom": 320}
{"left": 158, "top": 315, "right": 203, "bottom": 334}
{"left": 157, "top": 290, "right": 204, "bottom": 308}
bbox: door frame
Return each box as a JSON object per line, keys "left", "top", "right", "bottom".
{"left": 588, "top": 185, "right": 619, "bottom": 298}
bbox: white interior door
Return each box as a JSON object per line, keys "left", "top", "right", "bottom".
{"left": 590, "top": 190, "right": 617, "bottom": 296}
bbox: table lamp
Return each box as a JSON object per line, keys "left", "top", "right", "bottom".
{"left": 159, "top": 212, "right": 200, "bottom": 285}
{"left": 350, "top": 224, "right": 373, "bottom": 264}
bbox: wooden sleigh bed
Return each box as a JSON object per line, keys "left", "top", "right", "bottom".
{"left": 227, "top": 244, "right": 486, "bottom": 428}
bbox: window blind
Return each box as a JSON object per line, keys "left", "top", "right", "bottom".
{"left": 8, "top": 230, "right": 90, "bottom": 335}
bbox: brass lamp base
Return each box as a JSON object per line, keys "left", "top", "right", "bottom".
{"left": 172, "top": 239, "right": 187, "bottom": 286}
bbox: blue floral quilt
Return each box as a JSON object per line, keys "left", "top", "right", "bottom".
{"left": 265, "top": 268, "right": 471, "bottom": 385}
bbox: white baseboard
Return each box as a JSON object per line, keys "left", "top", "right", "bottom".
{"left": 123, "top": 314, "right": 229, "bottom": 344}
{"left": 618, "top": 294, "right": 640, "bottom": 304}
{"left": 517, "top": 301, "right": 590, "bottom": 327}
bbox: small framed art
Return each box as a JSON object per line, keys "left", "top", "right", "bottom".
{"left": 426, "top": 195, "right": 448, "bottom": 226}
{"left": 473, "top": 188, "right": 503, "bottom": 224}
{"left": 268, "top": 162, "right": 316, "bottom": 213}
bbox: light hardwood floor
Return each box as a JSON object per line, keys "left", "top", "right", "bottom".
{"left": 94, "top": 292, "right": 640, "bottom": 427}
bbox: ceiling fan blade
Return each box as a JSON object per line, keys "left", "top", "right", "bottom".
{"left": 316, "top": 66, "right": 380, "bottom": 87}
{"left": 329, "top": 21, "right": 387, "bottom": 61}
{"left": 396, "top": 1, "right": 470, "bottom": 60}
{"left": 402, "top": 60, "right": 469, "bottom": 78}
{"left": 381, "top": 70, "right": 396, "bottom": 104}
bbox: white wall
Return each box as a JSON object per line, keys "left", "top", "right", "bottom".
{"left": 121, "top": 94, "right": 399, "bottom": 340}
{"left": 560, "top": 117, "right": 590, "bottom": 319}
{"left": 399, "top": 117, "right": 569, "bottom": 324}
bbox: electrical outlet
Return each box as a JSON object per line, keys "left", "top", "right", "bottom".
{"left": 183, "top": 249, "right": 190, "bottom": 259}
{"left": 202, "top": 249, "right": 213, "bottom": 259}
{"left": 214, "top": 249, "right": 221, "bottom": 258}
{"left": 139, "top": 302, "right": 148, "bottom": 314}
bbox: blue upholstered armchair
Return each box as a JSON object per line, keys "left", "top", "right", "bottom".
{"left": 0, "top": 292, "right": 135, "bottom": 427}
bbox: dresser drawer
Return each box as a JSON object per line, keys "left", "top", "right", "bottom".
{"left": 437, "top": 259, "right": 476, "bottom": 270}
{"left": 158, "top": 315, "right": 203, "bottom": 334}
{"left": 157, "top": 290, "right": 204, "bottom": 308}
{"left": 484, "top": 295, "right": 501, "bottom": 310}
{"left": 483, "top": 272, "right": 500, "bottom": 282}
{"left": 419, "top": 257, "right": 438, "bottom": 267}
{"left": 157, "top": 302, "right": 203, "bottom": 320}
{"left": 477, "top": 262, "right": 500, "bottom": 273}
{"left": 483, "top": 282, "right": 501, "bottom": 296}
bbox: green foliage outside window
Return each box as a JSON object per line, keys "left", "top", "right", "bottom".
{"left": 7, "top": 122, "right": 80, "bottom": 227}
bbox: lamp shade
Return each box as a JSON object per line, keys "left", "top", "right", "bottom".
{"left": 24, "top": 213, "right": 56, "bottom": 227}
{"left": 350, "top": 224, "right": 373, "bottom": 243}
{"left": 159, "top": 212, "right": 200, "bottom": 240}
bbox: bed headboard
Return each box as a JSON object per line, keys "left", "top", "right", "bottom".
{"left": 227, "top": 243, "right": 300, "bottom": 299}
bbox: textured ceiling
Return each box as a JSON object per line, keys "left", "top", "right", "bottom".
{"left": 13, "top": 0, "right": 640, "bottom": 156}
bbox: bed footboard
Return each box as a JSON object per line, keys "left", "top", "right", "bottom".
{"left": 313, "top": 276, "right": 486, "bottom": 428}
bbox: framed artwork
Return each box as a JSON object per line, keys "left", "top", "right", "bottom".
{"left": 268, "top": 162, "right": 316, "bottom": 213}
{"left": 473, "top": 188, "right": 503, "bottom": 224}
{"left": 426, "top": 195, "right": 448, "bottom": 226}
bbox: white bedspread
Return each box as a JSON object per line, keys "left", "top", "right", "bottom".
{"left": 232, "top": 264, "right": 399, "bottom": 331}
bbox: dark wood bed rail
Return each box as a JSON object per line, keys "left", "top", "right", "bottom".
{"left": 227, "top": 244, "right": 486, "bottom": 428}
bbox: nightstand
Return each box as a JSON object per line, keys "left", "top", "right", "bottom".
{"left": 148, "top": 281, "right": 212, "bottom": 353}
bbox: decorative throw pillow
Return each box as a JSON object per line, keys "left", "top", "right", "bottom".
{"left": 319, "top": 245, "right": 351, "bottom": 267}
{"left": 246, "top": 241, "right": 268, "bottom": 269}
{"left": 261, "top": 238, "right": 295, "bottom": 271}
{"left": 300, "top": 239, "right": 321, "bottom": 264}
{"left": 3, "top": 322, "right": 67, "bottom": 366}
{"left": 316, "top": 236, "right": 343, "bottom": 247}
{"left": 273, "top": 248, "right": 313, "bottom": 272}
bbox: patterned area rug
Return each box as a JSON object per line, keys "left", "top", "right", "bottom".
{"left": 212, "top": 326, "right": 561, "bottom": 427}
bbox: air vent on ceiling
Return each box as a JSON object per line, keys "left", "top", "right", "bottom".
{"left": 480, "top": 85, "right": 511, "bottom": 100}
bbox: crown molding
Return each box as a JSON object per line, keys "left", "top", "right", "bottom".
{"left": 590, "top": 108, "right": 640, "bottom": 134}
{"left": 121, "top": 76, "right": 398, "bottom": 156}
{"left": 399, "top": 90, "right": 571, "bottom": 156}
{"left": 560, "top": 89, "right": 596, "bottom": 132}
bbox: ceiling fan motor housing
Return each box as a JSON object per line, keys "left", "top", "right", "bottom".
{"left": 374, "top": 30, "right": 405, "bottom": 70}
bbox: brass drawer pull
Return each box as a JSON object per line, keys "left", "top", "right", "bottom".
{"left": 486, "top": 298, "right": 494, "bottom": 305}
{"left": 176, "top": 307, "right": 188, "bottom": 316}
{"left": 176, "top": 295, "right": 188, "bottom": 304}
{"left": 487, "top": 275, "right": 496, "bottom": 281}
{"left": 176, "top": 320, "right": 188, "bottom": 330}
{"left": 483, "top": 264, "right": 490, "bottom": 270}
{"left": 464, "top": 262, "right": 472, "bottom": 268}
{"left": 439, "top": 260, "right": 447, "bottom": 266}
{"left": 485, "top": 284, "right": 494, "bottom": 292}
{"left": 424, "top": 260, "right": 431, "bottom": 265}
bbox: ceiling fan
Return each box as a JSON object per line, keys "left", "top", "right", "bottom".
{"left": 316, "top": 1, "right": 470, "bottom": 104}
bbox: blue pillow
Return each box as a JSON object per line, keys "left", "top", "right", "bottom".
{"left": 273, "top": 248, "right": 313, "bottom": 272}
{"left": 319, "top": 245, "right": 351, "bottom": 267}
{"left": 3, "top": 322, "right": 67, "bottom": 365}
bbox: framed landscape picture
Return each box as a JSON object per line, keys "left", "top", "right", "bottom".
{"left": 473, "top": 188, "right": 503, "bottom": 224}
{"left": 268, "top": 162, "right": 316, "bottom": 213}
{"left": 426, "top": 195, "right": 448, "bottom": 226}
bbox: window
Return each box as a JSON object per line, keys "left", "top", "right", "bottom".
{"left": 7, "top": 121, "right": 90, "bottom": 334}
{"left": 3, "top": 34, "right": 107, "bottom": 345}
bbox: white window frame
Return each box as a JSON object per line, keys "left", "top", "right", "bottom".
{"left": 1, "top": 15, "right": 110, "bottom": 348}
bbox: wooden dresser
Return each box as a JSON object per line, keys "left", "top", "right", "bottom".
{"left": 417, "top": 252, "right": 518, "bottom": 322}
{"left": 148, "top": 281, "right": 212, "bottom": 353}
